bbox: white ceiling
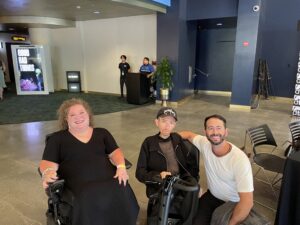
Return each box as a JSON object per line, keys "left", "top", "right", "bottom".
{"left": 0, "top": 0, "right": 166, "bottom": 31}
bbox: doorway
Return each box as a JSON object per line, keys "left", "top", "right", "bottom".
{"left": 194, "top": 28, "right": 236, "bottom": 92}
{"left": 5, "top": 42, "right": 29, "bottom": 92}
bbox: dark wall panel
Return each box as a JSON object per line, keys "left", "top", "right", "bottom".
{"left": 231, "top": 0, "right": 261, "bottom": 106}
{"left": 260, "top": 0, "right": 300, "bottom": 97}
{"left": 187, "top": 0, "right": 238, "bottom": 21}
{"left": 157, "top": 0, "right": 197, "bottom": 101}
{"left": 195, "top": 28, "right": 236, "bottom": 91}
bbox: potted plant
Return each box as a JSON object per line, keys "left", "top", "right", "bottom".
{"left": 153, "top": 57, "right": 174, "bottom": 106}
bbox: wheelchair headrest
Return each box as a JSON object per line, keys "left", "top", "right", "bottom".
{"left": 182, "top": 140, "right": 199, "bottom": 165}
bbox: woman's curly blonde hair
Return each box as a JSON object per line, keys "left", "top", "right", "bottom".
{"left": 57, "top": 98, "right": 94, "bottom": 130}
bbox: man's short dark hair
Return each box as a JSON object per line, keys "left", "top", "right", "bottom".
{"left": 144, "top": 57, "right": 149, "bottom": 62}
{"left": 204, "top": 114, "right": 227, "bottom": 129}
{"left": 120, "top": 55, "right": 127, "bottom": 60}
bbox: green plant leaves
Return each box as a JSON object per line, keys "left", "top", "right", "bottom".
{"left": 154, "top": 57, "right": 174, "bottom": 89}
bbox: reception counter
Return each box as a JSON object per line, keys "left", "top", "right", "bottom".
{"left": 126, "top": 72, "right": 150, "bottom": 105}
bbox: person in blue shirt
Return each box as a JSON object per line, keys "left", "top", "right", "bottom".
{"left": 139, "top": 57, "right": 154, "bottom": 74}
{"left": 139, "top": 57, "right": 156, "bottom": 98}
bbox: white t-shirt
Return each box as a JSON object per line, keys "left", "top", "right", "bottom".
{"left": 193, "top": 135, "right": 254, "bottom": 202}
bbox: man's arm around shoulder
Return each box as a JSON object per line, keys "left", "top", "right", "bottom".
{"left": 178, "top": 131, "right": 198, "bottom": 143}
{"left": 228, "top": 192, "right": 253, "bottom": 225}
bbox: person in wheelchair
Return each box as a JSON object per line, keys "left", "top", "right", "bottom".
{"left": 39, "top": 98, "right": 139, "bottom": 225}
{"left": 135, "top": 107, "right": 199, "bottom": 224}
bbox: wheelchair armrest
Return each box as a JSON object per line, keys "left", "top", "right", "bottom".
{"left": 125, "top": 158, "right": 132, "bottom": 169}
{"left": 38, "top": 167, "right": 42, "bottom": 177}
{"left": 148, "top": 192, "right": 160, "bottom": 199}
{"left": 173, "top": 179, "right": 199, "bottom": 192}
{"left": 48, "top": 180, "right": 65, "bottom": 196}
{"left": 145, "top": 174, "right": 163, "bottom": 185}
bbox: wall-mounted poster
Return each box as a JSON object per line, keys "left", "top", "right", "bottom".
{"left": 292, "top": 51, "right": 300, "bottom": 116}
{"left": 11, "top": 45, "right": 53, "bottom": 95}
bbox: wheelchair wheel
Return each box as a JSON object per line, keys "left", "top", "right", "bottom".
{"left": 46, "top": 211, "right": 57, "bottom": 225}
{"left": 167, "top": 217, "right": 181, "bottom": 225}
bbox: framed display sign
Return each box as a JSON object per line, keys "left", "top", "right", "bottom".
{"left": 292, "top": 51, "right": 300, "bottom": 116}
{"left": 66, "top": 71, "right": 81, "bottom": 93}
{"left": 11, "top": 45, "right": 50, "bottom": 95}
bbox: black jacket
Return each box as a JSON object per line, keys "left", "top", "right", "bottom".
{"left": 135, "top": 133, "right": 199, "bottom": 197}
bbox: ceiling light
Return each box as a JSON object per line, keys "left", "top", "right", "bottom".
{"left": 76, "top": 5, "right": 81, "bottom": 9}
{"left": 216, "top": 23, "right": 223, "bottom": 26}
{"left": 93, "top": 11, "right": 100, "bottom": 14}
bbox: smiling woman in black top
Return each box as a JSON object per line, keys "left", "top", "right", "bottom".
{"left": 40, "top": 98, "right": 139, "bottom": 225}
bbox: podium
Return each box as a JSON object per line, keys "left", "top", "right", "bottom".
{"left": 126, "top": 72, "right": 150, "bottom": 104}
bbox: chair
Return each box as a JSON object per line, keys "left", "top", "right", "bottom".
{"left": 244, "top": 124, "right": 286, "bottom": 209}
{"left": 280, "top": 121, "right": 300, "bottom": 157}
{"left": 278, "top": 121, "right": 300, "bottom": 158}
{"left": 289, "top": 120, "right": 300, "bottom": 142}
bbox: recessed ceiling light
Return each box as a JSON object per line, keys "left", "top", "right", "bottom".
{"left": 216, "top": 23, "right": 223, "bottom": 26}
{"left": 93, "top": 11, "right": 100, "bottom": 14}
{"left": 76, "top": 5, "right": 81, "bottom": 9}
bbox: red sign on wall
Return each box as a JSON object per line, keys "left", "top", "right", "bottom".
{"left": 243, "top": 41, "right": 249, "bottom": 47}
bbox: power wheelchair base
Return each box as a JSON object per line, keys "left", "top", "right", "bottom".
{"left": 147, "top": 175, "right": 199, "bottom": 225}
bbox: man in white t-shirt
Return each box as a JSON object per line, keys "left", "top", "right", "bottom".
{"left": 179, "top": 114, "right": 253, "bottom": 225}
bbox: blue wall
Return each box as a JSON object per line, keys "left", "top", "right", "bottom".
{"left": 157, "top": 0, "right": 196, "bottom": 101}
{"left": 187, "top": 0, "right": 238, "bottom": 21}
{"left": 195, "top": 28, "right": 236, "bottom": 91}
{"left": 176, "top": 6, "right": 197, "bottom": 99}
{"left": 260, "top": 0, "right": 300, "bottom": 97}
{"left": 157, "top": 0, "right": 180, "bottom": 100}
{"left": 231, "top": 0, "right": 262, "bottom": 106}
{"left": 156, "top": 0, "right": 300, "bottom": 103}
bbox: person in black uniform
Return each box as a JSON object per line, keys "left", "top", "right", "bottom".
{"left": 118, "top": 55, "right": 130, "bottom": 98}
{"left": 40, "top": 98, "right": 139, "bottom": 225}
{"left": 136, "top": 107, "right": 199, "bottom": 223}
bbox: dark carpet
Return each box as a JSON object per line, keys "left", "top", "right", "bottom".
{"left": 0, "top": 92, "right": 151, "bottom": 125}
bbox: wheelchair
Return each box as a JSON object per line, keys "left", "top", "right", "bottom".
{"left": 45, "top": 179, "right": 72, "bottom": 225}
{"left": 145, "top": 140, "right": 200, "bottom": 225}
{"left": 41, "top": 132, "right": 134, "bottom": 225}
{"left": 40, "top": 158, "right": 133, "bottom": 225}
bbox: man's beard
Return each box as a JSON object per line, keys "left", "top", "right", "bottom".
{"left": 206, "top": 134, "right": 225, "bottom": 146}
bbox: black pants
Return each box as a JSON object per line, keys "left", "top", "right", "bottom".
{"left": 120, "top": 76, "right": 126, "bottom": 97}
{"left": 193, "top": 190, "right": 225, "bottom": 225}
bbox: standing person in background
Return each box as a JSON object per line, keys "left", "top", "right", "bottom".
{"left": 118, "top": 55, "right": 130, "bottom": 98}
{"left": 139, "top": 57, "right": 156, "bottom": 98}
{"left": 0, "top": 60, "right": 7, "bottom": 101}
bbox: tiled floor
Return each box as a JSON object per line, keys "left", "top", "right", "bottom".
{"left": 0, "top": 94, "right": 294, "bottom": 224}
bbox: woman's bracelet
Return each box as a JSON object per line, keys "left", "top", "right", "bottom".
{"left": 42, "top": 167, "right": 56, "bottom": 177}
{"left": 116, "top": 164, "right": 126, "bottom": 169}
